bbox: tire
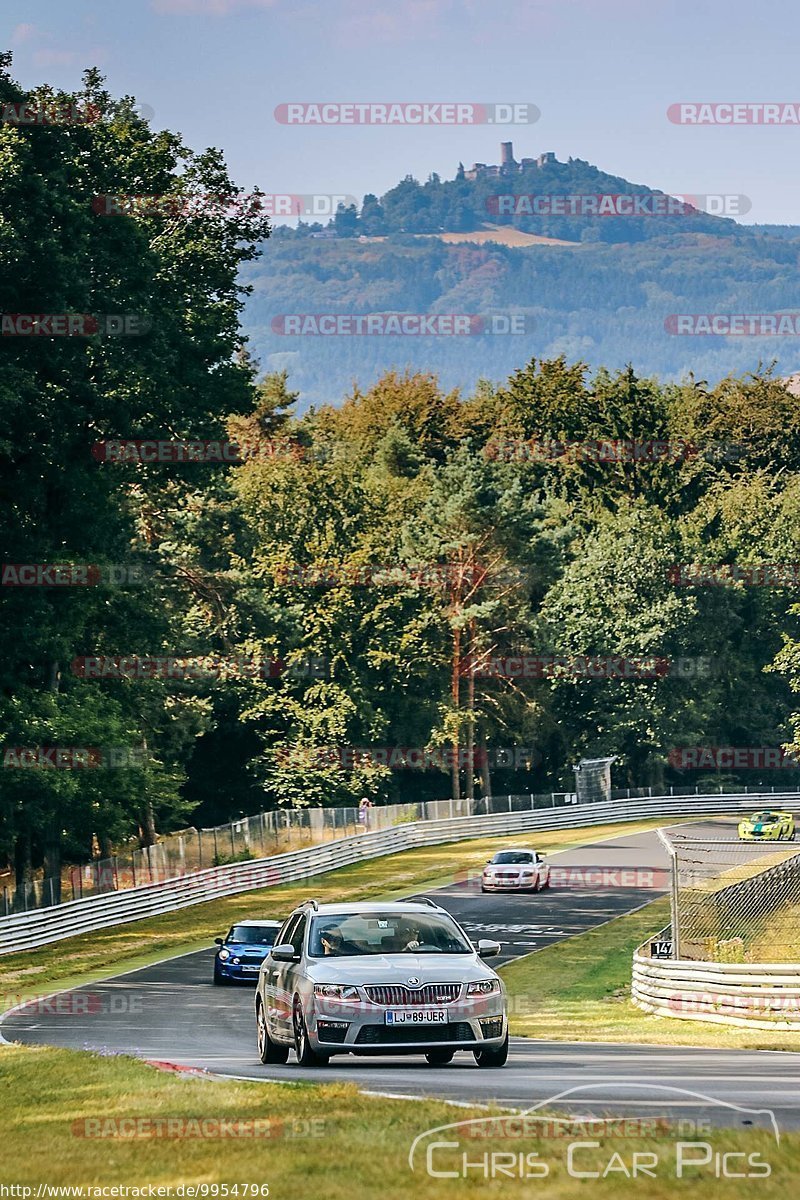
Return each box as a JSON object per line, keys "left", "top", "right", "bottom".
{"left": 425, "top": 1049, "right": 454, "bottom": 1066}
{"left": 480, "top": 886, "right": 488, "bottom": 894}
{"left": 293, "top": 1001, "right": 329, "bottom": 1067}
{"left": 256, "top": 999, "right": 290, "bottom": 1064}
{"left": 213, "top": 966, "right": 228, "bottom": 986}
{"left": 474, "top": 1032, "right": 509, "bottom": 1068}
{"left": 540, "top": 873, "right": 550, "bottom": 890}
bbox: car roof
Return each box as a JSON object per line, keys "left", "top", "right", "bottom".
{"left": 228, "top": 919, "right": 282, "bottom": 927}
{"left": 295, "top": 901, "right": 449, "bottom": 916}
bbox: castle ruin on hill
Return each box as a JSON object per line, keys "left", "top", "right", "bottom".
{"left": 462, "top": 142, "right": 556, "bottom": 181}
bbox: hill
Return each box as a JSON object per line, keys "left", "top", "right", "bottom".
{"left": 242, "top": 149, "right": 800, "bottom": 407}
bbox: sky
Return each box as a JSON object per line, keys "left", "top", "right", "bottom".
{"left": 5, "top": 0, "right": 800, "bottom": 225}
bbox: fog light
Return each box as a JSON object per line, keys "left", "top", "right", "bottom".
{"left": 317, "top": 1020, "right": 349, "bottom": 1044}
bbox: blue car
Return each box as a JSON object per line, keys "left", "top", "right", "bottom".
{"left": 213, "top": 919, "right": 282, "bottom": 985}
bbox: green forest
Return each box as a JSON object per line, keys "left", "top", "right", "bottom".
{"left": 245, "top": 230, "right": 800, "bottom": 405}
{"left": 4, "top": 65, "right": 800, "bottom": 895}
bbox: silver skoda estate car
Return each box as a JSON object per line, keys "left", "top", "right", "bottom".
{"left": 254, "top": 898, "right": 508, "bottom": 1068}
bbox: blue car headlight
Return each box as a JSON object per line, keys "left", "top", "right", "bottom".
{"left": 218, "top": 948, "right": 230, "bottom": 961}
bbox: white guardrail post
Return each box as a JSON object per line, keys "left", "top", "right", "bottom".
{"left": 0, "top": 791, "right": 797, "bottom": 960}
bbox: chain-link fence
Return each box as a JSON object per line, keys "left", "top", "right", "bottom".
{"left": 661, "top": 820, "right": 800, "bottom": 963}
{"left": 6, "top": 781, "right": 800, "bottom": 918}
{"left": 0, "top": 790, "right": 583, "bottom": 915}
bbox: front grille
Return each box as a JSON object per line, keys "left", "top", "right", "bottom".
{"left": 355, "top": 1022, "right": 474, "bottom": 1045}
{"left": 363, "top": 983, "right": 461, "bottom": 1006}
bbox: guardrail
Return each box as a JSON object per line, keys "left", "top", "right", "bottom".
{"left": 632, "top": 945, "right": 800, "bottom": 1029}
{"left": 0, "top": 791, "right": 794, "bottom": 958}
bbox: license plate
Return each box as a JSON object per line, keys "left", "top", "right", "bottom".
{"left": 385, "top": 1009, "right": 447, "bottom": 1025}
{"left": 241, "top": 965, "right": 261, "bottom": 973}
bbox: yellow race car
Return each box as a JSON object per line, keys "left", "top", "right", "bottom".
{"left": 738, "top": 810, "right": 795, "bottom": 841}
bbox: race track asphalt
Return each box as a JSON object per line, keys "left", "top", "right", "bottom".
{"left": 4, "top": 818, "right": 800, "bottom": 1130}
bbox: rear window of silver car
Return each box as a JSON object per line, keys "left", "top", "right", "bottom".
{"left": 309, "top": 912, "right": 472, "bottom": 957}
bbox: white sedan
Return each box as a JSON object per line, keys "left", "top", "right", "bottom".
{"left": 481, "top": 848, "right": 550, "bottom": 893}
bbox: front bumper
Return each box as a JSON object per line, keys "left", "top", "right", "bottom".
{"left": 738, "top": 828, "right": 780, "bottom": 841}
{"left": 308, "top": 998, "right": 507, "bottom": 1054}
{"left": 216, "top": 959, "right": 265, "bottom": 982}
{"left": 482, "top": 874, "right": 543, "bottom": 891}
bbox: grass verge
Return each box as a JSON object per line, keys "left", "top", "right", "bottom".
{"left": 501, "top": 895, "right": 800, "bottom": 1051}
{"left": 1, "top": 1041, "right": 797, "bottom": 1195}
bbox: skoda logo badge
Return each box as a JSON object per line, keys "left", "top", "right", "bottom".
{"left": 407, "top": 977, "right": 421, "bottom": 986}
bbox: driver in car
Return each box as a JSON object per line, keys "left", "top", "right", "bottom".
{"left": 402, "top": 924, "right": 422, "bottom": 951}
{"left": 319, "top": 927, "right": 343, "bottom": 956}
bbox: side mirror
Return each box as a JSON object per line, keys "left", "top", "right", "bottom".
{"left": 270, "top": 943, "right": 298, "bottom": 963}
{"left": 214, "top": 938, "right": 224, "bottom": 946}
{"left": 477, "top": 939, "right": 501, "bottom": 959}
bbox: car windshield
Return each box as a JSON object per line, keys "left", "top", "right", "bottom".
{"left": 227, "top": 925, "right": 278, "bottom": 945}
{"left": 751, "top": 812, "right": 779, "bottom": 823}
{"left": 491, "top": 851, "right": 535, "bottom": 864}
{"left": 309, "top": 912, "right": 472, "bottom": 957}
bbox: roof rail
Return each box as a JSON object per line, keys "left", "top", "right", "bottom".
{"left": 411, "top": 895, "right": 440, "bottom": 909}
{"left": 299, "top": 898, "right": 319, "bottom": 911}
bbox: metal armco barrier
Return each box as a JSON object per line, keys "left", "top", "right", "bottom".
{"left": 632, "top": 949, "right": 800, "bottom": 1030}
{"left": 633, "top": 842, "right": 800, "bottom": 1030}
{"left": 0, "top": 792, "right": 793, "bottom": 958}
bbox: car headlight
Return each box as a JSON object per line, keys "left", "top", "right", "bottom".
{"left": 218, "top": 948, "right": 230, "bottom": 960}
{"left": 467, "top": 979, "right": 500, "bottom": 996}
{"left": 313, "top": 984, "right": 360, "bottom": 1000}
